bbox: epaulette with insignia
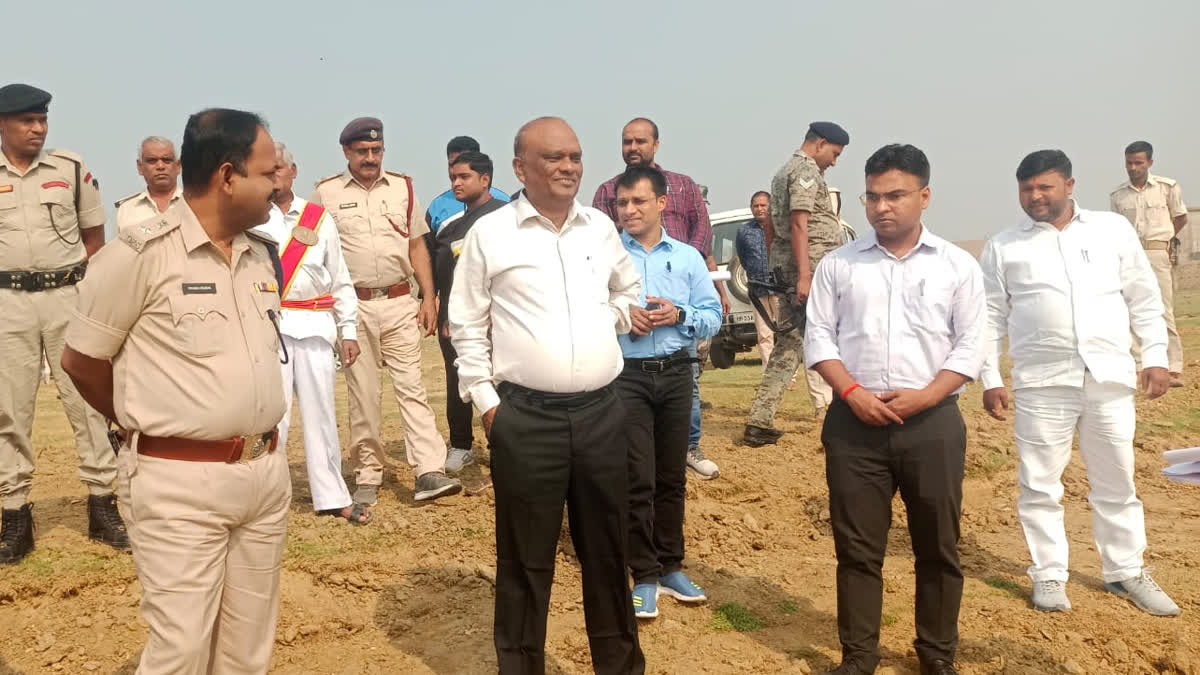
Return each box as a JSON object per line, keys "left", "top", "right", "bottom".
{"left": 1111, "top": 182, "right": 1131, "bottom": 195}
{"left": 48, "top": 148, "right": 84, "bottom": 163}
{"left": 314, "top": 173, "right": 342, "bottom": 188}
{"left": 1156, "top": 175, "right": 1177, "bottom": 187}
{"left": 118, "top": 217, "right": 180, "bottom": 253}
{"left": 246, "top": 230, "right": 278, "bottom": 249}
{"left": 384, "top": 170, "right": 407, "bottom": 178}
{"left": 114, "top": 192, "right": 142, "bottom": 209}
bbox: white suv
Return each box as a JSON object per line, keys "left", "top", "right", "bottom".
{"left": 708, "top": 187, "right": 856, "bottom": 369}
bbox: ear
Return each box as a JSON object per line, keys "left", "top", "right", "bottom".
{"left": 341, "top": 145, "right": 353, "bottom": 162}
{"left": 656, "top": 194, "right": 667, "bottom": 210}
{"left": 217, "top": 162, "right": 236, "bottom": 196}
{"left": 289, "top": 164, "right": 298, "bottom": 180}
{"left": 512, "top": 157, "right": 525, "bottom": 184}
{"left": 919, "top": 186, "right": 931, "bottom": 210}
{"left": 482, "top": 173, "right": 492, "bottom": 189}
{"left": 1065, "top": 177, "right": 1076, "bottom": 195}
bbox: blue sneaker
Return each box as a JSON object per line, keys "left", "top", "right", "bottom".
{"left": 658, "top": 571, "right": 707, "bottom": 603}
{"left": 632, "top": 583, "right": 659, "bottom": 618}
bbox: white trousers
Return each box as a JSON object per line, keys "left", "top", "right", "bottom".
{"left": 280, "top": 335, "right": 352, "bottom": 512}
{"left": 1013, "top": 374, "right": 1145, "bottom": 584}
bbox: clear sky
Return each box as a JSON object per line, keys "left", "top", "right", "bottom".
{"left": 11, "top": 0, "right": 1198, "bottom": 242}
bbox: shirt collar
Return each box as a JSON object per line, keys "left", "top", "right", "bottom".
{"left": 854, "top": 224, "right": 943, "bottom": 255}
{"left": 343, "top": 169, "right": 389, "bottom": 190}
{"left": 178, "top": 200, "right": 254, "bottom": 256}
{"left": 513, "top": 192, "right": 586, "bottom": 231}
{"left": 620, "top": 225, "right": 675, "bottom": 252}
{"left": 0, "top": 150, "right": 55, "bottom": 174}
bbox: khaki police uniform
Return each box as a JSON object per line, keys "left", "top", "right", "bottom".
{"left": 748, "top": 149, "right": 837, "bottom": 425}
{"left": 0, "top": 148, "right": 114, "bottom": 508}
{"left": 310, "top": 170, "right": 448, "bottom": 488}
{"left": 114, "top": 186, "right": 183, "bottom": 230}
{"left": 66, "top": 202, "right": 289, "bottom": 674}
{"left": 1111, "top": 174, "right": 1188, "bottom": 373}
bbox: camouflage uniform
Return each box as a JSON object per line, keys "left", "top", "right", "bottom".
{"left": 748, "top": 151, "right": 839, "bottom": 426}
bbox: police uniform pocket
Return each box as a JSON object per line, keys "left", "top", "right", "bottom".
{"left": 0, "top": 191, "right": 16, "bottom": 229}
{"left": 39, "top": 188, "right": 78, "bottom": 230}
{"left": 251, "top": 289, "right": 282, "bottom": 352}
{"left": 168, "top": 295, "right": 230, "bottom": 358}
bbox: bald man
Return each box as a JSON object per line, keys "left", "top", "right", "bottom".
{"left": 450, "top": 117, "right": 646, "bottom": 674}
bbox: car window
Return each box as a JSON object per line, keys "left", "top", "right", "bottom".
{"left": 712, "top": 219, "right": 751, "bottom": 266}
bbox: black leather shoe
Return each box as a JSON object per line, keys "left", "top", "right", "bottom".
{"left": 743, "top": 424, "right": 784, "bottom": 447}
{"left": 921, "top": 659, "right": 958, "bottom": 675}
{"left": 826, "top": 661, "right": 872, "bottom": 674}
{"left": 0, "top": 503, "right": 35, "bottom": 564}
{"left": 88, "top": 494, "right": 131, "bottom": 551}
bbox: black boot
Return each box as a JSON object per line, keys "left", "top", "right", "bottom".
{"left": 88, "top": 494, "right": 130, "bottom": 551}
{"left": 743, "top": 424, "right": 784, "bottom": 447}
{"left": 0, "top": 503, "right": 35, "bottom": 564}
{"left": 921, "top": 659, "right": 958, "bottom": 675}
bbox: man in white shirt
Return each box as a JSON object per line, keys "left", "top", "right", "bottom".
{"left": 449, "top": 117, "right": 645, "bottom": 675}
{"left": 114, "top": 136, "right": 184, "bottom": 229}
{"left": 806, "top": 144, "right": 984, "bottom": 675}
{"left": 980, "top": 149, "right": 1179, "bottom": 617}
{"left": 256, "top": 142, "right": 367, "bottom": 523}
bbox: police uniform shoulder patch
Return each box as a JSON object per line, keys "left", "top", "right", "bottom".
{"left": 314, "top": 173, "right": 342, "bottom": 188}
{"left": 114, "top": 192, "right": 142, "bottom": 209}
{"left": 1111, "top": 181, "right": 1132, "bottom": 195}
{"left": 246, "top": 230, "right": 278, "bottom": 248}
{"left": 1155, "top": 175, "right": 1177, "bottom": 187}
{"left": 48, "top": 148, "right": 84, "bottom": 164}
{"left": 384, "top": 170, "right": 408, "bottom": 179}
{"left": 118, "top": 217, "right": 180, "bottom": 253}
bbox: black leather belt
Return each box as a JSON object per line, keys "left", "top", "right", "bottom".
{"left": 498, "top": 382, "right": 611, "bottom": 409}
{"left": 0, "top": 263, "right": 87, "bottom": 292}
{"left": 624, "top": 348, "right": 694, "bottom": 374}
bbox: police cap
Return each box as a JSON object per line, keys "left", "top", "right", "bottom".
{"left": 339, "top": 117, "right": 383, "bottom": 146}
{"left": 0, "top": 83, "right": 51, "bottom": 115}
{"left": 808, "top": 121, "right": 849, "bottom": 147}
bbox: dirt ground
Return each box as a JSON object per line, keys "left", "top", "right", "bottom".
{"left": 4, "top": 296, "right": 1200, "bottom": 675}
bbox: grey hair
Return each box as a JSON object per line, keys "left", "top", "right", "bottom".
{"left": 138, "top": 136, "right": 176, "bottom": 159}
{"left": 274, "top": 141, "right": 296, "bottom": 167}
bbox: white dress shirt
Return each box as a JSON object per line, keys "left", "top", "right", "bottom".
{"left": 252, "top": 196, "right": 357, "bottom": 346}
{"left": 448, "top": 193, "right": 642, "bottom": 414}
{"left": 979, "top": 202, "right": 1167, "bottom": 391}
{"left": 805, "top": 226, "right": 985, "bottom": 394}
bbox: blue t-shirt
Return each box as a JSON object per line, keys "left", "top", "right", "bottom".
{"left": 426, "top": 187, "right": 510, "bottom": 232}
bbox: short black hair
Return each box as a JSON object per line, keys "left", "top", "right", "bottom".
{"left": 1016, "top": 149, "right": 1072, "bottom": 182}
{"left": 750, "top": 190, "right": 770, "bottom": 202}
{"left": 625, "top": 117, "right": 659, "bottom": 141}
{"left": 447, "top": 135, "right": 480, "bottom": 156}
{"left": 864, "top": 144, "right": 931, "bottom": 187}
{"left": 803, "top": 129, "right": 820, "bottom": 143}
{"left": 450, "top": 150, "right": 493, "bottom": 180}
{"left": 1124, "top": 140, "right": 1153, "bottom": 159}
{"left": 615, "top": 165, "right": 666, "bottom": 198}
{"left": 181, "top": 108, "right": 267, "bottom": 191}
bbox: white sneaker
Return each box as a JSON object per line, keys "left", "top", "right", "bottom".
{"left": 686, "top": 446, "right": 719, "bottom": 480}
{"left": 445, "top": 447, "right": 473, "bottom": 474}
{"left": 1031, "top": 579, "right": 1071, "bottom": 612}
{"left": 1105, "top": 572, "right": 1181, "bottom": 617}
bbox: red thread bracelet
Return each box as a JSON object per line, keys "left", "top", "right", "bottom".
{"left": 841, "top": 383, "right": 862, "bottom": 399}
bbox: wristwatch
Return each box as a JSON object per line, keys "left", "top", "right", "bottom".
{"left": 676, "top": 308, "right": 687, "bottom": 325}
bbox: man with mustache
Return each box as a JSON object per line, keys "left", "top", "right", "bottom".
{"left": 0, "top": 82, "right": 125, "bottom": 565}
{"left": 62, "top": 108, "right": 292, "bottom": 672}
{"left": 1110, "top": 140, "right": 1189, "bottom": 387}
{"left": 115, "top": 136, "right": 183, "bottom": 229}
{"left": 981, "top": 149, "right": 1180, "bottom": 617}
{"left": 310, "top": 117, "right": 461, "bottom": 507}
{"left": 451, "top": 117, "right": 645, "bottom": 674}
{"left": 593, "top": 118, "right": 726, "bottom": 480}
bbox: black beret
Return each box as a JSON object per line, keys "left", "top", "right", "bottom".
{"left": 339, "top": 117, "right": 383, "bottom": 145}
{"left": 808, "top": 121, "right": 849, "bottom": 147}
{"left": 0, "top": 83, "right": 51, "bottom": 115}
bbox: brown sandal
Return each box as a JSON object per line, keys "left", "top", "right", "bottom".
{"left": 316, "top": 503, "right": 373, "bottom": 526}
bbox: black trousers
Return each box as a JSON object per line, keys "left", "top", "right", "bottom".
{"left": 438, "top": 334, "right": 474, "bottom": 450}
{"left": 822, "top": 395, "right": 966, "bottom": 670}
{"left": 614, "top": 360, "right": 692, "bottom": 586}
{"left": 490, "top": 382, "right": 645, "bottom": 675}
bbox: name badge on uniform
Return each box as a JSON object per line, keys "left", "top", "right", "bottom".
{"left": 338, "top": 202, "right": 357, "bottom": 209}
{"left": 254, "top": 281, "right": 278, "bottom": 293}
{"left": 290, "top": 226, "right": 319, "bottom": 246}
{"left": 0, "top": 185, "right": 13, "bottom": 193}
{"left": 181, "top": 283, "right": 217, "bottom": 295}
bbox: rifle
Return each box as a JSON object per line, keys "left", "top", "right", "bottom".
{"left": 746, "top": 266, "right": 806, "bottom": 335}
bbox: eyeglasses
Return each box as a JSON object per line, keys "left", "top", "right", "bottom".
{"left": 860, "top": 189, "right": 920, "bottom": 206}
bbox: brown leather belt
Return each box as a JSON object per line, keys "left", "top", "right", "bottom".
{"left": 1142, "top": 239, "right": 1170, "bottom": 251}
{"left": 136, "top": 431, "right": 277, "bottom": 463}
{"left": 355, "top": 281, "right": 410, "bottom": 301}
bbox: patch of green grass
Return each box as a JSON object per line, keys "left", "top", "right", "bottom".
{"left": 711, "top": 602, "right": 764, "bottom": 632}
{"left": 966, "top": 449, "right": 1012, "bottom": 479}
{"left": 778, "top": 599, "right": 799, "bottom": 615}
{"left": 460, "top": 526, "right": 486, "bottom": 539}
{"left": 17, "top": 548, "right": 123, "bottom": 578}
{"left": 985, "top": 577, "right": 1021, "bottom": 594}
{"left": 880, "top": 612, "right": 898, "bottom": 628}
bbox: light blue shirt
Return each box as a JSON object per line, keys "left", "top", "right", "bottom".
{"left": 618, "top": 227, "right": 723, "bottom": 358}
{"left": 427, "top": 187, "right": 510, "bottom": 232}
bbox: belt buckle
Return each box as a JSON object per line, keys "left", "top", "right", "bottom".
{"left": 18, "top": 273, "right": 38, "bottom": 292}
{"left": 641, "top": 360, "right": 664, "bottom": 374}
{"left": 238, "top": 435, "right": 267, "bottom": 463}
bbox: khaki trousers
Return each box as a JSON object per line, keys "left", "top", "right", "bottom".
{"left": 752, "top": 294, "right": 832, "bottom": 409}
{"left": 1132, "top": 249, "right": 1183, "bottom": 373}
{"left": 345, "top": 294, "right": 447, "bottom": 486}
{"left": 116, "top": 446, "right": 291, "bottom": 675}
{"left": 0, "top": 286, "right": 115, "bottom": 508}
